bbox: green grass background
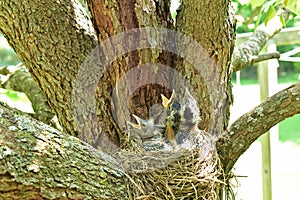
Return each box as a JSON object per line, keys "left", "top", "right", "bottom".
{"left": 279, "top": 114, "right": 300, "bottom": 144}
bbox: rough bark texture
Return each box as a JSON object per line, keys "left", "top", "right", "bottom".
{"left": 0, "top": 102, "right": 127, "bottom": 200}
{"left": 82, "top": 0, "right": 174, "bottom": 149}
{"left": 0, "top": 0, "right": 235, "bottom": 150}
{"left": 175, "top": 0, "right": 236, "bottom": 133}
{"left": 218, "top": 83, "right": 300, "bottom": 173}
{"left": 0, "top": 0, "right": 98, "bottom": 140}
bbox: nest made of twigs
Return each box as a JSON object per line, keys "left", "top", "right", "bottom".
{"left": 116, "top": 131, "right": 229, "bottom": 200}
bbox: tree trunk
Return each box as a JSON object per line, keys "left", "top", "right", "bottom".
{"left": 1, "top": 0, "right": 300, "bottom": 199}
{"left": 85, "top": 0, "right": 235, "bottom": 148}
{"left": 0, "top": 0, "right": 98, "bottom": 143}
{"left": 85, "top": 0, "right": 174, "bottom": 149}
{"left": 175, "top": 0, "right": 235, "bottom": 133}
{"left": 0, "top": 0, "right": 234, "bottom": 148}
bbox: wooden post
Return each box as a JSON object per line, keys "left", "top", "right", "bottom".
{"left": 236, "top": 71, "right": 241, "bottom": 86}
{"left": 268, "top": 42, "right": 279, "bottom": 200}
{"left": 257, "top": 43, "right": 273, "bottom": 200}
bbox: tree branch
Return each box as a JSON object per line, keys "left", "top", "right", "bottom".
{"left": 250, "top": 51, "right": 280, "bottom": 64}
{"left": 218, "top": 83, "right": 300, "bottom": 172}
{"left": 3, "top": 64, "right": 54, "bottom": 124}
{"left": 232, "top": 8, "right": 290, "bottom": 72}
{"left": 0, "top": 102, "right": 127, "bottom": 199}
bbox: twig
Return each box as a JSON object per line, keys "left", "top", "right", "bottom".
{"left": 250, "top": 51, "right": 280, "bottom": 64}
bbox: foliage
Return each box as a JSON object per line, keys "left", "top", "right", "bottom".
{"left": 232, "top": 0, "right": 300, "bottom": 83}
{"left": 283, "top": 0, "right": 300, "bottom": 15}
{"left": 0, "top": 88, "right": 33, "bottom": 113}
{"left": 232, "top": 0, "right": 300, "bottom": 33}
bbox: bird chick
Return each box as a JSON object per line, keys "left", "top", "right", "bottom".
{"left": 161, "top": 90, "right": 181, "bottom": 142}
{"left": 127, "top": 114, "right": 164, "bottom": 141}
{"left": 161, "top": 88, "right": 202, "bottom": 146}
{"left": 181, "top": 88, "right": 201, "bottom": 127}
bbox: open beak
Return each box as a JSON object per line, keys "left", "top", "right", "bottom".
{"left": 161, "top": 89, "right": 175, "bottom": 109}
{"left": 161, "top": 90, "right": 176, "bottom": 141}
{"left": 126, "top": 120, "right": 141, "bottom": 130}
{"left": 126, "top": 114, "right": 143, "bottom": 130}
{"left": 161, "top": 94, "right": 170, "bottom": 109}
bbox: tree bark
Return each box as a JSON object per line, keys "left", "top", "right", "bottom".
{"left": 1, "top": 0, "right": 300, "bottom": 199}
{"left": 85, "top": 0, "right": 174, "bottom": 149}
{"left": 0, "top": 102, "right": 127, "bottom": 199}
{"left": 3, "top": 65, "right": 54, "bottom": 124}
{"left": 0, "top": 0, "right": 98, "bottom": 140}
{"left": 0, "top": 0, "right": 235, "bottom": 148}
{"left": 175, "top": 0, "right": 236, "bottom": 133}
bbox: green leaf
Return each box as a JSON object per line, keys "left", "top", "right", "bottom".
{"left": 265, "top": 5, "right": 277, "bottom": 25}
{"left": 283, "top": 0, "right": 300, "bottom": 16}
{"left": 255, "top": 12, "right": 262, "bottom": 31}
{"left": 280, "top": 13, "right": 286, "bottom": 27}
{"left": 6, "top": 90, "right": 21, "bottom": 101}
{"left": 250, "top": 0, "right": 263, "bottom": 8}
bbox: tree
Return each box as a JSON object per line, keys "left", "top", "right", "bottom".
{"left": 0, "top": 0, "right": 299, "bottom": 199}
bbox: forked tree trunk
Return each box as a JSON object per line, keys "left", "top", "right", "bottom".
{"left": 0, "top": 0, "right": 234, "bottom": 147}
{"left": 0, "top": 0, "right": 234, "bottom": 198}
{"left": 85, "top": 0, "right": 235, "bottom": 147}
{"left": 1, "top": 0, "right": 299, "bottom": 199}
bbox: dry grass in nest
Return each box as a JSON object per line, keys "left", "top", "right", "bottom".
{"left": 116, "top": 132, "right": 230, "bottom": 199}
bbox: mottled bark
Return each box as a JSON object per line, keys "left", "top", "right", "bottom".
{"left": 0, "top": 0, "right": 98, "bottom": 139}
{"left": 0, "top": 0, "right": 235, "bottom": 150}
{"left": 83, "top": 0, "right": 174, "bottom": 148}
{"left": 175, "top": 0, "right": 236, "bottom": 133}
{"left": 0, "top": 102, "right": 127, "bottom": 200}
{"left": 218, "top": 83, "right": 300, "bottom": 173}
{"left": 1, "top": 0, "right": 300, "bottom": 199}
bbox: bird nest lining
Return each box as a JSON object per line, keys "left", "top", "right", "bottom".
{"left": 116, "top": 134, "right": 228, "bottom": 199}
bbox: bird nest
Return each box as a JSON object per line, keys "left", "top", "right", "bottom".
{"left": 116, "top": 132, "right": 230, "bottom": 200}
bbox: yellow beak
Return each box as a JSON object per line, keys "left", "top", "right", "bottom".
{"left": 161, "top": 89, "right": 175, "bottom": 109}
{"left": 161, "top": 94, "right": 170, "bottom": 109}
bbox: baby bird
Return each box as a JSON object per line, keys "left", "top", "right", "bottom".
{"left": 161, "top": 88, "right": 201, "bottom": 145}
{"left": 125, "top": 88, "right": 202, "bottom": 151}
{"left": 180, "top": 88, "right": 201, "bottom": 129}
{"left": 161, "top": 90, "right": 181, "bottom": 142}
{"left": 127, "top": 114, "right": 164, "bottom": 141}
{"left": 126, "top": 114, "right": 167, "bottom": 151}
